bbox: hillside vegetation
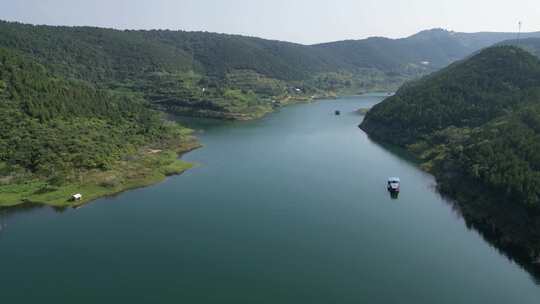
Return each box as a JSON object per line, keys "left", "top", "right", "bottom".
{"left": 2, "top": 21, "right": 539, "bottom": 118}
{"left": 361, "top": 45, "right": 540, "bottom": 270}
{"left": 0, "top": 48, "right": 197, "bottom": 207}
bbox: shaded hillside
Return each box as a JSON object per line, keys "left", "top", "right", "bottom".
{"left": 360, "top": 46, "right": 540, "bottom": 272}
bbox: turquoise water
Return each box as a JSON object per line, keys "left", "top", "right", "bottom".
{"left": 1, "top": 95, "right": 539, "bottom": 303}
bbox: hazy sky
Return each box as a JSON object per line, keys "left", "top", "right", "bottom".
{"left": 2, "top": 0, "right": 539, "bottom": 44}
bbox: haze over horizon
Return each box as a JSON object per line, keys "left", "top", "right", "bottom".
{"left": 2, "top": 0, "right": 539, "bottom": 44}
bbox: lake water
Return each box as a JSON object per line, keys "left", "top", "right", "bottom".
{"left": 1, "top": 95, "right": 539, "bottom": 303}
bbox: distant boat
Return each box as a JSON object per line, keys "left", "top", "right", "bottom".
{"left": 335, "top": 110, "right": 341, "bottom": 115}
{"left": 387, "top": 177, "right": 400, "bottom": 193}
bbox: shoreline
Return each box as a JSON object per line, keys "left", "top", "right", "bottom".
{"left": 0, "top": 91, "right": 385, "bottom": 211}
{"left": 359, "top": 126, "right": 540, "bottom": 280}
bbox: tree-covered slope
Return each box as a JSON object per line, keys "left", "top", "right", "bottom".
{"left": 360, "top": 46, "right": 540, "bottom": 270}
{"left": 361, "top": 46, "right": 540, "bottom": 145}
{"left": 0, "top": 47, "right": 196, "bottom": 207}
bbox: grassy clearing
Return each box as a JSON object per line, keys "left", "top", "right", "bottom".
{"left": 0, "top": 140, "right": 200, "bottom": 208}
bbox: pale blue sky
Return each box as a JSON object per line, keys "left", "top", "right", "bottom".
{"left": 1, "top": 0, "right": 539, "bottom": 44}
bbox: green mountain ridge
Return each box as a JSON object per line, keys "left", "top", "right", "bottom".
{"left": 360, "top": 45, "right": 540, "bottom": 272}
{"left": 2, "top": 21, "right": 539, "bottom": 118}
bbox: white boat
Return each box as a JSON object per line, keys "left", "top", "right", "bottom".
{"left": 387, "top": 177, "right": 400, "bottom": 193}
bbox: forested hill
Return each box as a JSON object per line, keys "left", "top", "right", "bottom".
{"left": 361, "top": 45, "right": 540, "bottom": 145}
{"left": 0, "top": 21, "right": 359, "bottom": 119}
{"left": 1, "top": 20, "right": 539, "bottom": 118}
{"left": 0, "top": 21, "right": 328, "bottom": 82}
{"left": 0, "top": 47, "right": 196, "bottom": 207}
{"left": 360, "top": 46, "right": 540, "bottom": 271}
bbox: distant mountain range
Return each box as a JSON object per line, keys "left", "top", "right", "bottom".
{"left": 316, "top": 29, "right": 540, "bottom": 71}
{"left": 2, "top": 21, "right": 539, "bottom": 82}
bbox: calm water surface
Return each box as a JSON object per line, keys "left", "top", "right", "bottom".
{"left": 1, "top": 95, "right": 539, "bottom": 303}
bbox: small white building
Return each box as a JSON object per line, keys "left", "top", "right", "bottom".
{"left": 72, "top": 193, "right": 83, "bottom": 201}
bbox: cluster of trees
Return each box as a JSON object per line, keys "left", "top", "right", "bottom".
{"left": 456, "top": 106, "right": 540, "bottom": 206}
